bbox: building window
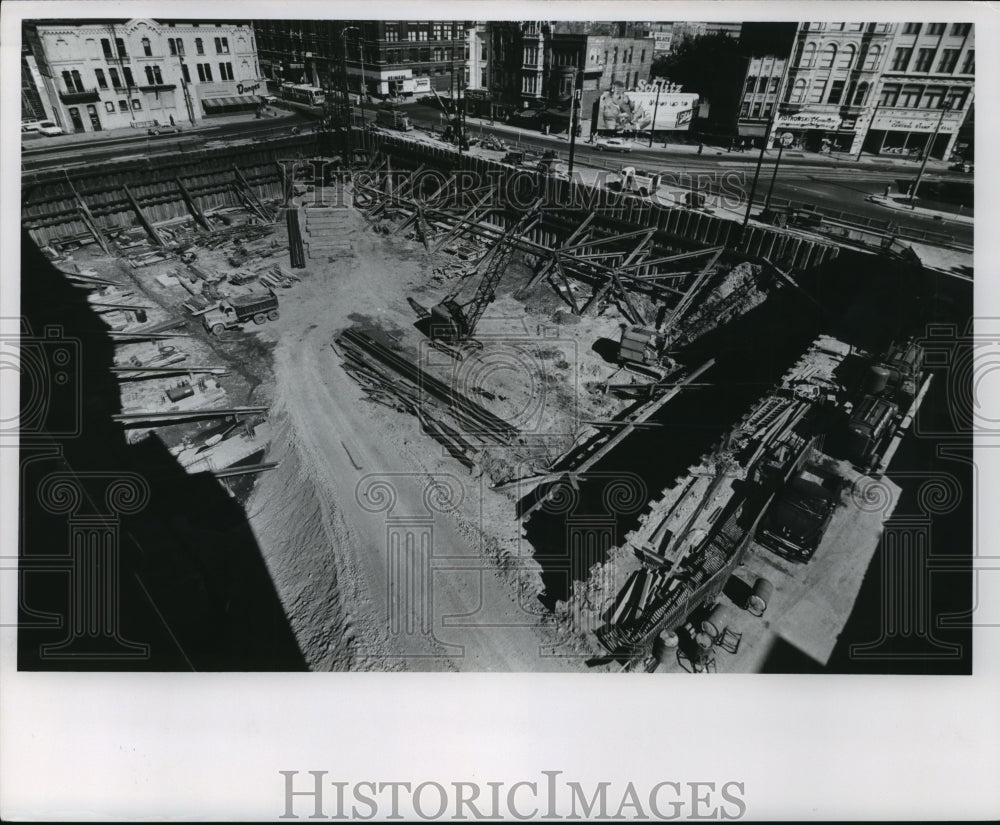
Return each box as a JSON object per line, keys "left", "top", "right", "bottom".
{"left": 153, "top": 66, "right": 163, "bottom": 84}
{"left": 948, "top": 88, "right": 969, "bottom": 110}
{"left": 899, "top": 84, "right": 923, "bottom": 107}
{"left": 613, "top": 47, "right": 618, "bottom": 64}
{"left": 115, "top": 38, "right": 126, "bottom": 58}
{"left": 385, "top": 26, "right": 398, "bottom": 42}
{"left": 962, "top": 50, "right": 975, "bottom": 74}
{"left": 903, "top": 23, "right": 922, "bottom": 35}
{"left": 141, "top": 37, "right": 152, "bottom": 56}
{"left": 951, "top": 23, "right": 972, "bottom": 37}
{"left": 196, "top": 63, "right": 213, "bottom": 82}
{"left": 118, "top": 99, "right": 128, "bottom": 112}
{"left": 740, "top": 101, "right": 750, "bottom": 117}
{"left": 863, "top": 44, "right": 882, "bottom": 71}
{"left": 848, "top": 23, "right": 864, "bottom": 32}
{"left": 145, "top": 65, "right": 154, "bottom": 84}
{"left": 922, "top": 86, "right": 946, "bottom": 109}
{"left": 123, "top": 67, "right": 134, "bottom": 87}
{"left": 195, "top": 38, "right": 204, "bottom": 55}
{"left": 818, "top": 44, "right": 837, "bottom": 69}
{"left": 745, "top": 74, "right": 756, "bottom": 92}
{"left": 757, "top": 76, "right": 768, "bottom": 93}
{"left": 763, "top": 102, "right": 774, "bottom": 118}
{"left": 95, "top": 68, "right": 107, "bottom": 89}
{"left": 937, "top": 49, "right": 960, "bottom": 73}
{"left": 408, "top": 30, "right": 417, "bottom": 42}
{"left": 640, "top": 49, "right": 645, "bottom": 62}
{"left": 132, "top": 98, "right": 142, "bottom": 110}
{"left": 104, "top": 100, "right": 115, "bottom": 112}
{"left": 215, "top": 36, "right": 229, "bottom": 54}
{"left": 751, "top": 101, "right": 762, "bottom": 118}
{"left": 807, "top": 77, "right": 825, "bottom": 103}
{"left": 927, "top": 23, "right": 946, "bottom": 36}
{"left": 168, "top": 37, "right": 176, "bottom": 55}
{"left": 181, "top": 63, "right": 190, "bottom": 83}
{"left": 838, "top": 44, "right": 856, "bottom": 70}
{"left": 827, "top": 79, "right": 845, "bottom": 104}
{"left": 770, "top": 76, "right": 780, "bottom": 94}
{"left": 101, "top": 38, "right": 113, "bottom": 59}
{"left": 801, "top": 42, "right": 816, "bottom": 68}
{"left": 914, "top": 48, "right": 936, "bottom": 72}
{"left": 891, "top": 47, "right": 912, "bottom": 71}
{"left": 853, "top": 81, "right": 869, "bottom": 105}
{"left": 109, "top": 68, "right": 122, "bottom": 89}
{"left": 219, "top": 62, "right": 233, "bottom": 81}
{"left": 788, "top": 77, "right": 807, "bottom": 103}
{"left": 879, "top": 83, "right": 900, "bottom": 106}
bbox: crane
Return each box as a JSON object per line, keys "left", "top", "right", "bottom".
{"left": 424, "top": 202, "right": 542, "bottom": 347}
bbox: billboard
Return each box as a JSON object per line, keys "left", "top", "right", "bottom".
{"left": 594, "top": 80, "right": 699, "bottom": 133}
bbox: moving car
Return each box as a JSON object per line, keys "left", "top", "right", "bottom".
{"left": 595, "top": 137, "right": 632, "bottom": 153}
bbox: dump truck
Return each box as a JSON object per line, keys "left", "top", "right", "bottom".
{"left": 202, "top": 290, "right": 279, "bottom": 336}
{"left": 375, "top": 108, "right": 413, "bottom": 131}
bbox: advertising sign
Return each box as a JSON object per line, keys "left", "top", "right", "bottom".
{"left": 595, "top": 80, "right": 699, "bottom": 132}
{"left": 773, "top": 112, "right": 842, "bottom": 131}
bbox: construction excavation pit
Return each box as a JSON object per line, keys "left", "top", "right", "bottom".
{"left": 19, "top": 127, "right": 972, "bottom": 674}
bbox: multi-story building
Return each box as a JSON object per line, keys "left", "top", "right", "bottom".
{"left": 21, "top": 38, "right": 52, "bottom": 121}
{"left": 770, "top": 21, "right": 974, "bottom": 159}
{"left": 23, "top": 18, "right": 264, "bottom": 134}
{"left": 860, "top": 21, "right": 974, "bottom": 159}
{"left": 488, "top": 21, "right": 655, "bottom": 113}
{"left": 253, "top": 20, "right": 473, "bottom": 101}
{"left": 737, "top": 55, "right": 787, "bottom": 141}
{"left": 769, "top": 22, "right": 896, "bottom": 154}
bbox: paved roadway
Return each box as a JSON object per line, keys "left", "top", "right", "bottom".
{"left": 22, "top": 103, "right": 972, "bottom": 247}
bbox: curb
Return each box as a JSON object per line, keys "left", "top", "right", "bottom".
{"left": 866, "top": 195, "right": 974, "bottom": 226}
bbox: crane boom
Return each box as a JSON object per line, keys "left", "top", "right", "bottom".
{"left": 429, "top": 203, "right": 541, "bottom": 342}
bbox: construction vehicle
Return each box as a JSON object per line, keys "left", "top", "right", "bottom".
{"left": 375, "top": 108, "right": 413, "bottom": 131}
{"left": 202, "top": 290, "right": 279, "bottom": 336}
{"left": 413, "top": 205, "right": 541, "bottom": 356}
{"left": 757, "top": 464, "right": 840, "bottom": 562}
{"left": 617, "top": 325, "right": 679, "bottom": 378}
{"left": 607, "top": 167, "right": 662, "bottom": 198}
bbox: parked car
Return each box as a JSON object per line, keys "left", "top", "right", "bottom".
{"left": 22, "top": 119, "right": 64, "bottom": 136}
{"left": 595, "top": 137, "right": 632, "bottom": 153}
{"left": 148, "top": 124, "right": 183, "bottom": 136}
{"left": 948, "top": 160, "right": 974, "bottom": 174}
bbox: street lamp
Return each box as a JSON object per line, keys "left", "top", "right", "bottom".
{"left": 341, "top": 25, "right": 362, "bottom": 160}
{"left": 908, "top": 97, "right": 954, "bottom": 205}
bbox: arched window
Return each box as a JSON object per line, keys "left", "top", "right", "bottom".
{"left": 864, "top": 45, "right": 881, "bottom": 71}
{"left": 853, "top": 81, "right": 869, "bottom": 105}
{"left": 839, "top": 44, "right": 856, "bottom": 70}
{"left": 801, "top": 42, "right": 817, "bottom": 68}
{"left": 819, "top": 44, "right": 837, "bottom": 69}
{"left": 789, "top": 78, "right": 807, "bottom": 103}
{"left": 141, "top": 37, "right": 151, "bottom": 57}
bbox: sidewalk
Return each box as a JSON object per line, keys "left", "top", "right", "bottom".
{"left": 21, "top": 108, "right": 294, "bottom": 151}
{"left": 866, "top": 194, "right": 974, "bottom": 225}
{"left": 460, "top": 114, "right": 956, "bottom": 175}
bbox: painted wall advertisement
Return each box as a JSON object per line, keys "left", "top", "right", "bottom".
{"left": 594, "top": 80, "right": 699, "bottom": 132}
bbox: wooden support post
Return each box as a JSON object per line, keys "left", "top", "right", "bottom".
{"left": 174, "top": 177, "right": 211, "bottom": 230}
{"left": 232, "top": 165, "right": 274, "bottom": 222}
{"left": 122, "top": 184, "right": 166, "bottom": 247}
{"left": 63, "top": 173, "right": 113, "bottom": 255}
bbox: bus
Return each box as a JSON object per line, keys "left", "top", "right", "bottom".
{"left": 280, "top": 83, "right": 326, "bottom": 106}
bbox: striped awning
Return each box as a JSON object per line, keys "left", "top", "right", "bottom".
{"left": 202, "top": 96, "right": 260, "bottom": 113}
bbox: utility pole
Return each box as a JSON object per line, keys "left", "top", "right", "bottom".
{"left": 648, "top": 80, "right": 661, "bottom": 148}
{"left": 567, "top": 69, "right": 581, "bottom": 175}
{"left": 763, "top": 131, "right": 793, "bottom": 213}
{"left": 908, "top": 99, "right": 952, "bottom": 205}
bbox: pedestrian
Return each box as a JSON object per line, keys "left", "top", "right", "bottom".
{"left": 727, "top": 139, "right": 733, "bottom": 153}
{"left": 740, "top": 139, "right": 747, "bottom": 153}
{"left": 697, "top": 142, "right": 703, "bottom": 155}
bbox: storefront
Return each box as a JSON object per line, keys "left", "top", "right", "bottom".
{"left": 862, "top": 109, "right": 962, "bottom": 160}
{"left": 770, "top": 111, "right": 857, "bottom": 154}
{"left": 197, "top": 80, "right": 267, "bottom": 116}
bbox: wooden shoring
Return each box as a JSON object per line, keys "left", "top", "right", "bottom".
{"left": 232, "top": 165, "right": 274, "bottom": 222}
{"left": 63, "top": 172, "right": 113, "bottom": 255}
{"left": 122, "top": 184, "right": 166, "bottom": 247}
{"left": 515, "top": 212, "right": 596, "bottom": 298}
{"left": 661, "top": 246, "right": 726, "bottom": 332}
{"left": 430, "top": 189, "right": 496, "bottom": 253}
{"left": 175, "top": 176, "right": 211, "bottom": 230}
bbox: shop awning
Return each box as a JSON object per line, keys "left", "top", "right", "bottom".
{"left": 202, "top": 96, "right": 261, "bottom": 114}
{"left": 738, "top": 124, "right": 768, "bottom": 137}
